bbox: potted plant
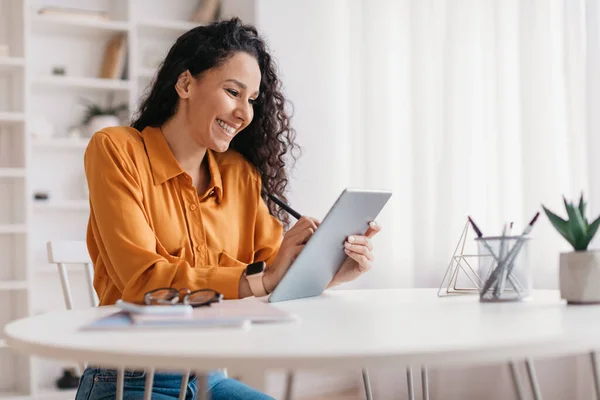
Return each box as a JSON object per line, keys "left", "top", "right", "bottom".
{"left": 543, "top": 194, "right": 600, "bottom": 304}
{"left": 81, "top": 94, "right": 128, "bottom": 136}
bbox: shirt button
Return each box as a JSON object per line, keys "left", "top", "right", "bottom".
{"left": 196, "top": 245, "right": 202, "bottom": 252}
{"left": 189, "top": 204, "right": 197, "bottom": 211}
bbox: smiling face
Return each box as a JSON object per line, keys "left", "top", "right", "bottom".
{"left": 175, "top": 52, "right": 261, "bottom": 152}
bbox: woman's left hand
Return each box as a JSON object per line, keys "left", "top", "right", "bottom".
{"left": 328, "top": 221, "right": 381, "bottom": 287}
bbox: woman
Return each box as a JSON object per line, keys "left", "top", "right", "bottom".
{"left": 76, "top": 17, "right": 381, "bottom": 400}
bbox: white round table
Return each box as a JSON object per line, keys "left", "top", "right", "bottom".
{"left": 6, "top": 289, "right": 600, "bottom": 399}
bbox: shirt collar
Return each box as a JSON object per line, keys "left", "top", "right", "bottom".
{"left": 142, "top": 126, "right": 224, "bottom": 202}
{"left": 142, "top": 126, "right": 184, "bottom": 185}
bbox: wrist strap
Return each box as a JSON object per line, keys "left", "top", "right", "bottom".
{"left": 247, "top": 273, "right": 268, "bottom": 297}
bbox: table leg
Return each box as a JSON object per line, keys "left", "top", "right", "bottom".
{"left": 509, "top": 361, "right": 525, "bottom": 400}
{"left": 362, "top": 368, "right": 373, "bottom": 400}
{"left": 284, "top": 371, "right": 294, "bottom": 400}
{"left": 406, "top": 367, "right": 414, "bottom": 400}
{"left": 525, "top": 358, "right": 542, "bottom": 400}
{"left": 591, "top": 352, "right": 600, "bottom": 400}
{"left": 421, "top": 367, "right": 429, "bottom": 400}
{"left": 179, "top": 370, "right": 191, "bottom": 400}
{"left": 116, "top": 368, "right": 124, "bottom": 400}
{"left": 143, "top": 368, "right": 155, "bottom": 400}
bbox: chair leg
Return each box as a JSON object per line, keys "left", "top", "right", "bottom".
{"left": 406, "top": 367, "right": 414, "bottom": 400}
{"left": 591, "top": 352, "right": 600, "bottom": 400}
{"left": 421, "top": 367, "right": 429, "bottom": 400}
{"left": 179, "top": 370, "right": 190, "bottom": 400}
{"left": 509, "top": 361, "right": 525, "bottom": 400}
{"left": 525, "top": 358, "right": 542, "bottom": 400}
{"left": 197, "top": 373, "right": 208, "bottom": 400}
{"left": 144, "top": 368, "right": 155, "bottom": 400}
{"left": 284, "top": 371, "right": 294, "bottom": 400}
{"left": 116, "top": 368, "right": 124, "bottom": 400}
{"left": 362, "top": 368, "right": 373, "bottom": 400}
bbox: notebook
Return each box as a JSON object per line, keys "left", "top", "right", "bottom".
{"left": 82, "top": 297, "right": 296, "bottom": 331}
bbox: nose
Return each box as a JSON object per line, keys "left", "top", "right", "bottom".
{"left": 233, "top": 101, "right": 252, "bottom": 124}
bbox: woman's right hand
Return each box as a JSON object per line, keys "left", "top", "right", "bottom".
{"left": 262, "top": 216, "right": 320, "bottom": 293}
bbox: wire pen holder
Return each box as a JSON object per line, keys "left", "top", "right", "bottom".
{"left": 476, "top": 234, "right": 532, "bottom": 302}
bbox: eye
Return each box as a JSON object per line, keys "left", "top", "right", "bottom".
{"left": 226, "top": 88, "right": 239, "bottom": 97}
{"left": 248, "top": 98, "right": 257, "bottom": 105}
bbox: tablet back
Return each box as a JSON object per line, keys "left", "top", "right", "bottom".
{"left": 268, "top": 188, "right": 392, "bottom": 303}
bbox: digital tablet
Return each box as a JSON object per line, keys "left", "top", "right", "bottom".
{"left": 268, "top": 188, "right": 392, "bottom": 303}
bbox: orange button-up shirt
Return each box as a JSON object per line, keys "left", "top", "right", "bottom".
{"left": 85, "top": 126, "right": 283, "bottom": 305}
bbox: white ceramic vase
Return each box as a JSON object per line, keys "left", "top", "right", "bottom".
{"left": 86, "top": 115, "right": 120, "bottom": 137}
{"left": 559, "top": 250, "right": 600, "bottom": 304}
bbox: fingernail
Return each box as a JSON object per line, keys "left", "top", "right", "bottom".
{"left": 369, "top": 221, "right": 378, "bottom": 228}
{"left": 344, "top": 248, "right": 350, "bottom": 254}
{"left": 344, "top": 242, "right": 352, "bottom": 249}
{"left": 348, "top": 235, "right": 355, "bottom": 243}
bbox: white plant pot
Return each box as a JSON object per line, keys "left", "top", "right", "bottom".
{"left": 86, "top": 115, "right": 120, "bottom": 137}
{"left": 559, "top": 250, "right": 600, "bottom": 304}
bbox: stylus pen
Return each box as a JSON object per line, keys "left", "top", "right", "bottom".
{"left": 268, "top": 194, "right": 302, "bottom": 220}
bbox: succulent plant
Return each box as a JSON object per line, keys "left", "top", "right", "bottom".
{"left": 542, "top": 193, "right": 600, "bottom": 251}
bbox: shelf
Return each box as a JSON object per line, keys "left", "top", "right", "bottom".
{"left": 0, "top": 388, "right": 78, "bottom": 400}
{"left": 0, "top": 57, "right": 25, "bottom": 73}
{"left": 31, "top": 14, "right": 130, "bottom": 35}
{"left": 0, "top": 225, "right": 27, "bottom": 235}
{"left": 137, "top": 18, "right": 199, "bottom": 33}
{"left": 31, "top": 76, "right": 131, "bottom": 92}
{"left": 0, "top": 281, "right": 28, "bottom": 291}
{"left": 33, "top": 200, "right": 89, "bottom": 211}
{"left": 32, "top": 388, "right": 78, "bottom": 400}
{"left": 0, "top": 112, "right": 25, "bottom": 125}
{"left": 0, "top": 169, "right": 25, "bottom": 178}
{"left": 32, "top": 137, "right": 90, "bottom": 149}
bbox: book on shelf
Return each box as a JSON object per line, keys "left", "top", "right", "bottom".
{"left": 99, "top": 34, "right": 127, "bottom": 80}
{"left": 192, "top": 0, "right": 221, "bottom": 24}
{"left": 37, "top": 6, "right": 110, "bottom": 22}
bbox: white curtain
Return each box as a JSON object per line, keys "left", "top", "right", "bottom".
{"left": 257, "top": 0, "right": 600, "bottom": 398}
{"left": 340, "top": 0, "right": 599, "bottom": 292}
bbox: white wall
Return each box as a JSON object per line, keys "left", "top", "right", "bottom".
{"left": 255, "top": 0, "right": 354, "bottom": 219}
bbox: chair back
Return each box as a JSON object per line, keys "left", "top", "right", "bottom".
{"left": 46, "top": 241, "right": 97, "bottom": 309}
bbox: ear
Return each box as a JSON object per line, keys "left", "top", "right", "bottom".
{"left": 175, "top": 70, "right": 193, "bottom": 99}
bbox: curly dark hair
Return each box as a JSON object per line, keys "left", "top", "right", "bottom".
{"left": 131, "top": 18, "right": 299, "bottom": 228}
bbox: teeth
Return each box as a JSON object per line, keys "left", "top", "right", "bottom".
{"left": 217, "top": 119, "right": 235, "bottom": 136}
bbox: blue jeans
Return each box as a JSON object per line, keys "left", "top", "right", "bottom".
{"left": 75, "top": 367, "right": 274, "bottom": 400}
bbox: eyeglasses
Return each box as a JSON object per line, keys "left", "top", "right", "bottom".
{"left": 144, "top": 288, "right": 223, "bottom": 308}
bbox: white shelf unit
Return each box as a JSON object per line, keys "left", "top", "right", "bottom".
{"left": 0, "top": 112, "right": 25, "bottom": 124}
{"left": 0, "top": 0, "right": 256, "bottom": 398}
{"left": 0, "top": 0, "right": 30, "bottom": 396}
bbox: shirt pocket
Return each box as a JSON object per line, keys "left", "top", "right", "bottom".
{"left": 218, "top": 250, "right": 248, "bottom": 268}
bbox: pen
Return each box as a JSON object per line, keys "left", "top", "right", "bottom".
{"left": 267, "top": 194, "right": 302, "bottom": 220}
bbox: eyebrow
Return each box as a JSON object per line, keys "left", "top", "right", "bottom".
{"left": 223, "top": 79, "right": 259, "bottom": 97}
